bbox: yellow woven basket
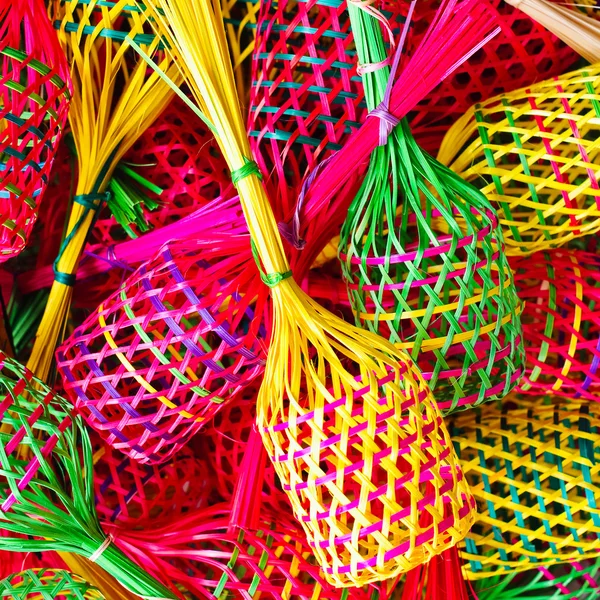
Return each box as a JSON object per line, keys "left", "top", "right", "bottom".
{"left": 452, "top": 396, "right": 600, "bottom": 578}
{"left": 439, "top": 65, "right": 600, "bottom": 256}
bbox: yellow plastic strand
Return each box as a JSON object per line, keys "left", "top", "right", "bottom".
{"left": 221, "top": 0, "right": 261, "bottom": 101}
{"left": 26, "top": 0, "right": 180, "bottom": 382}
{"left": 136, "top": 0, "right": 475, "bottom": 588}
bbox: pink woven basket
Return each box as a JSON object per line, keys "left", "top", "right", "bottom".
{"left": 512, "top": 249, "right": 600, "bottom": 401}
{"left": 56, "top": 235, "right": 269, "bottom": 464}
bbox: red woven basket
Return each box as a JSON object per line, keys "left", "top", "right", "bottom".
{"left": 0, "top": 0, "right": 71, "bottom": 263}
{"left": 94, "top": 443, "right": 213, "bottom": 528}
{"left": 56, "top": 235, "right": 269, "bottom": 464}
{"left": 512, "top": 249, "right": 600, "bottom": 401}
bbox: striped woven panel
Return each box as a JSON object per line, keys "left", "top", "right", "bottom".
{"left": 452, "top": 397, "right": 600, "bottom": 578}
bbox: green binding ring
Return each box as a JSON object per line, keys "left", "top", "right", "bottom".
{"left": 250, "top": 239, "right": 292, "bottom": 288}
{"left": 231, "top": 156, "right": 263, "bottom": 185}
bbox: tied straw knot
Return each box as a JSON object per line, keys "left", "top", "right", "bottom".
{"left": 231, "top": 156, "right": 263, "bottom": 185}
{"left": 89, "top": 533, "right": 113, "bottom": 563}
{"left": 53, "top": 190, "right": 113, "bottom": 287}
{"left": 250, "top": 239, "right": 293, "bottom": 288}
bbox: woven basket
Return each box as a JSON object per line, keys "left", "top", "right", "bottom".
{"left": 110, "top": 505, "right": 401, "bottom": 600}
{"left": 56, "top": 236, "right": 269, "bottom": 464}
{"left": 475, "top": 558, "right": 600, "bottom": 600}
{"left": 0, "top": 570, "right": 104, "bottom": 599}
{"left": 0, "top": 0, "right": 71, "bottom": 263}
{"left": 339, "top": 131, "right": 525, "bottom": 412}
{"left": 439, "top": 65, "right": 600, "bottom": 256}
{"left": 94, "top": 444, "right": 212, "bottom": 528}
{"left": 0, "top": 353, "right": 175, "bottom": 599}
{"left": 452, "top": 397, "right": 600, "bottom": 578}
{"left": 512, "top": 249, "right": 600, "bottom": 400}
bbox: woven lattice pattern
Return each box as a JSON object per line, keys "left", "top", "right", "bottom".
{"left": 248, "top": 0, "right": 382, "bottom": 218}
{"left": 512, "top": 249, "right": 600, "bottom": 400}
{"left": 452, "top": 397, "right": 600, "bottom": 578}
{"left": 0, "top": 0, "right": 71, "bottom": 262}
{"left": 339, "top": 123, "right": 524, "bottom": 413}
{"left": 475, "top": 558, "right": 600, "bottom": 600}
{"left": 114, "top": 505, "right": 400, "bottom": 600}
{"left": 57, "top": 237, "right": 269, "bottom": 464}
{"left": 0, "top": 570, "right": 104, "bottom": 599}
{"left": 439, "top": 65, "right": 600, "bottom": 255}
{"left": 94, "top": 445, "right": 212, "bottom": 527}
{"left": 260, "top": 363, "right": 476, "bottom": 586}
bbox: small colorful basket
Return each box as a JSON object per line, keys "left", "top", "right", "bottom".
{"left": 0, "top": 570, "right": 104, "bottom": 600}
{"left": 452, "top": 397, "right": 600, "bottom": 578}
{"left": 339, "top": 0, "right": 524, "bottom": 413}
{"left": 57, "top": 236, "right": 269, "bottom": 464}
{"left": 439, "top": 64, "right": 600, "bottom": 256}
{"left": 0, "top": 0, "right": 71, "bottom": 263}
{"left": 512, "top": 249, "right": 600, "bottom": 400}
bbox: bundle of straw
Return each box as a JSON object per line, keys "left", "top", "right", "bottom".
{"left": 26, "top": 0, "right": 181, "bottom": 381}
{"left": 339, "top": 1, "right": 524, "bottom": 413}
{"left": 505, "top": 0, "right": 600, "bottom": 63}
{"left": 0, "top": 353, "right": 176, "bottom": 599}
{"left": 94, "top": 445, "right": 212, "bottom": 527}
{"left": 438, "top": 64, "right": 600, "bottom": 255}
{"left": 136, "top": 0, "right": 477, "bottom": 586}
{"left": 452, "top": 397, "right": 600, "bottom": 578}
{"left": 0, "top": 0, "right": 71, "bottom": 263}
{"left": 0, "top": 569, "right": 104, "bottom": 599}
{"left": 512, "top": 249, "right": 600, "bottom": 401}
{"left": 57, "top": 235, "right": 268, "bottom": 464}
